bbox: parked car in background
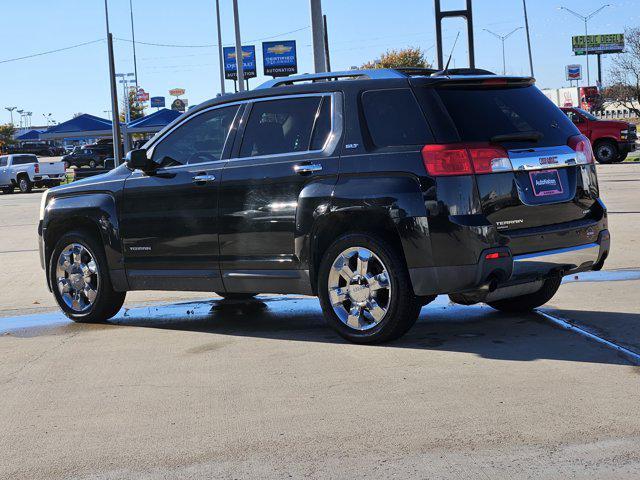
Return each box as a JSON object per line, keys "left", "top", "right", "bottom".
{"left": 38, "top": 68, "right": 609, "bottom": 343}
{"left": 0, "top": 154, "right": 66, "bottom": 193}
{"left": 61, "top": 144, "right": 112, "bottom": 169}
{"left": 7, "top": 141, "right": 65, "bottom": 157}
{"left": 561, "top": 107, "right": 637, "bottom": 163}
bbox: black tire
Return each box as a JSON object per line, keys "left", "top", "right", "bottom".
{"left": 215, "top": 292, "right": 258, "bottom": 300}
{"left": 594, "top": 141, "right": 618, "bottom": 164}
{"left": 1, "top": 186, "right": 13, "bottom": 194}
{"left": 318, "top": 233, "right": 421, "bottom": 344}
{"left": 18, "top": 176, "right": 32, "bottom": 193}
{"left": 89, "top": 159, "right": 97, "bottom": 169}
{"left": 49, "top": 230, "right": 126, "bottom": 323}
{"left": 487, "top": 277, "right": 562, "bottom": 313}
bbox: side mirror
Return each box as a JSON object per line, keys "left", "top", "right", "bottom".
{"left": 125, "top": 149, "right": 155, "bottom": 172}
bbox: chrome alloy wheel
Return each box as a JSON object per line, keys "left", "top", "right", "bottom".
{"left": 327, "top": 247, "right": 391, "bottom": 331}
{"left": 55, "top": 243, "right": 100, "bottom": 313}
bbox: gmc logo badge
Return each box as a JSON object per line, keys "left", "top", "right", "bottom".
{"left": 540, "top": 156, "right": 558, "bottom": 165}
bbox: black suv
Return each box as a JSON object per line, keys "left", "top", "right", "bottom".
{"left": 38, "top": 69, "right": 609, "bottom": 343}
{"left": 62, "top": 144, "right": 113, "bottom": 169}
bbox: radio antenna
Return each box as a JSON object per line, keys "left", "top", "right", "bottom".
{"left": 443, "top": 31, "right": 460, "bottom": 74}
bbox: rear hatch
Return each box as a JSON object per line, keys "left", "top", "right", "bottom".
{"left": 417, "top": 80, "right": 600, "bottom": 233}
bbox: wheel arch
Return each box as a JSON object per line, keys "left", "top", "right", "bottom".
{"left": 43, "top": 193, "right": 128, "bottom": 292}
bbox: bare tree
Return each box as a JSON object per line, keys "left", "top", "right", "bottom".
{"left": 605, "top": 28, "right": 640, "bottom": 117}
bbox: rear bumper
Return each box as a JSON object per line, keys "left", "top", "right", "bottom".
{"left": 410, "top": 229, "right": 610, "bottom": 296}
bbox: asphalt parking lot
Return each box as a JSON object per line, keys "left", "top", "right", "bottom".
{"left": 1, "top": 164, "right": 640, "bottom": 479}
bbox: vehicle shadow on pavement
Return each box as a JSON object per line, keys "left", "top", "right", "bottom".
{"left": 106, "top": 296, "right": 633, "bottom": 365}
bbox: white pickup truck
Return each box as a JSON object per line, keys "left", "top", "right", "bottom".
{"left": 0, "top": 154, "right": 66, "bottom": 194}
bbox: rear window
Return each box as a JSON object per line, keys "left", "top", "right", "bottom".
{"left": 12, "top": 155, "right": 38, "bottom": 165}
{"left": 362, "top": 89, "right": 433, "bottom": 147}
{"left": 435, "top": 85, "right": 577, "bottom": 147}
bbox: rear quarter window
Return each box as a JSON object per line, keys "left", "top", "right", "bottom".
{"left": 362, "top": 89, "right": 434, "bottom": 148}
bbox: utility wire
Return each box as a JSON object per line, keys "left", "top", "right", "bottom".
{"left": 0, "top": 38, "right": 104, "bottom": 65}
{"left": 115, "top": 26, "right": 310, "bottom": 48}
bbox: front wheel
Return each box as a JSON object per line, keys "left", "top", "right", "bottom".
{"left": 18, "top": 176, "right": 32, "bottom": 193}
{"left": 50, "top": 230, "right": 126, "bottom": 323}
{"left": 318, "top": 233, "right": 421, "bottom": 344}
{"left": 89, "top": 159, "right": 97, "bottom": 169}
{"left": 487, "top": 277, "right": 561, "bottom": 313}
{"left": 594, "top": 141, "right": 618, "bottom": 164}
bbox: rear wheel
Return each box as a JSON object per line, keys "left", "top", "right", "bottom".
{"left": 50, "top": 230, "right": 126, "bottom": 323}
{"left": 89, "top": 159, "right": 97, "bottom": 169}
{"left": 18, "top": 176, "right": 32, "bottom": 193}
{"left": 318, "top": 233, "right": 421, "bottom": 344}
{"left": 594, "top": 141, "right": 618, "bottom": 164}
{"left": 487, "top": 277, "right": 561, "bottom": 313}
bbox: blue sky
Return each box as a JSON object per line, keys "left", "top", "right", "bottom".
{"left": 1, "top": 0, "right": 638, "bottom": 125}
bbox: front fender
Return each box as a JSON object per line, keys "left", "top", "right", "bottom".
{"left": 43, "top": 193, "right": 128, "bottom": 291}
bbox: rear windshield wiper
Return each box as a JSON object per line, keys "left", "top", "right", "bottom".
{"left": 490, "top": 131, "right": 543, "bottom": 143}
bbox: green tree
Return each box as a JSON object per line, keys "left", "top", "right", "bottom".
{"left": 0, "top": 123, "right": 16, "bottom": 151}
{"left": 362, "top": 47, "right": 432, "bottom": 70}
{"left": 605, "top": 28, "right": 640, "bottom": 117}
{"left": 120, "top": 88, "right": 146, "bottom": 122}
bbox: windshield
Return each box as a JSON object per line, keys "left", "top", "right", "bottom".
{"left": 575, "top": 108, "right": 598, "bottom": 121}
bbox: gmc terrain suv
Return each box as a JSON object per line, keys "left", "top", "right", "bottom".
{"left": 38, "top": 68, "right": 610, "bottom": 343}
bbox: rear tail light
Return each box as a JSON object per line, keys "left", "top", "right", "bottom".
{"left": 568, "top": 134, "right": 594, "bottom": 164}
{"left": 34, "top": 163, "right": 39, "bottom": 174}
{"left": 422, "top": 143, "right": 512, "bottom": 176}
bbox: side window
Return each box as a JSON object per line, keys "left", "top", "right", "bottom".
{"left": 0, "top": 157, "right": 7, "bottom": 167}
{"left": 362, "top": 89, "right": 433, "bottom": 147}
{"left": 152, "top": 105, "right": 240, "bottom": 167}
{"left": 239, "top": 97, "right": 322, "bottom": 157}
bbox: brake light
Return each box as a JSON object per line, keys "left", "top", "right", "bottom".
{"left": 568, "top": 134, "right": 594, "bottom": 164}
{"left": 422, "top": 143, "right": 511, "bottom": 176}
{"left": 34, "top": 163, "right": 39, "bottom": 174}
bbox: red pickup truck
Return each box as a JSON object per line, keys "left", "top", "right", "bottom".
{"left": 561, "top": 107, "right": 637, "bottom": 163}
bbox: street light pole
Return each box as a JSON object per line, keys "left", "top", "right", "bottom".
{"left": 129, "top": 0, "right": 139, "bottom": 95}
{"left": 104, "top": 0, "right": 123, "bottom": 166}
{"left": 483, "top": 27, "right": 524, "bottom": 75}
{"left": 5, "top": 107, "right": 16, "bottom": 125}
{"left": 232, "top": 0, "right": 245, "bottom": 92}
{"left": 215, "top": 0, "right": 226, "bottom": 95}
{"left": 560, "top": 4, "right": 611, "bottom": 86}
{"left": 522, "top": 0, "right": 534, "bottom": 77}
{"left": 310, "top": 0, "right": 327, "bottom": 73}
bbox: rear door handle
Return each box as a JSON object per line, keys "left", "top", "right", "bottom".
{"left": 192, "top": 174, "right": 216, "bottom": 184}
{"left": 294, "top": 163, "right": 323, "bottom": 174}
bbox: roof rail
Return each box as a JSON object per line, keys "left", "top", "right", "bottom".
{"left": 255, "top": 69, "right": 408, "bottom": 89}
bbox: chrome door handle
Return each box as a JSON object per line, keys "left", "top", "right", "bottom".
{"left": 192, "top": 174, "right": 216, "bottom": 184}
{"left": 294, "top": 163, "right": 323, "bottom": 174}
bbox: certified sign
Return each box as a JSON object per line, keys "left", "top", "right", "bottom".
{"left": 150, "top": 96, "right": 165, "bottom": 108}
{"left": 262, "top": 40, "right": 298, "bottom": 77}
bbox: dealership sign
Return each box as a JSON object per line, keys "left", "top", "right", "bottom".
{"left": 169, "top": 88, "right": 185, "bottom": 97}
{"left": 262, "top": 40, "right": 298, "bottom": 77}
{"left": 150, "top": 96, "right": 165, "bottom": 108}
{"left": 566, "top": 64, "right": 582, "bottom": 81}
{"left": 223, "top": 46, "right": 257, "bottom": 80}
{"left": 572, "top": 34, "right": 624, "bottom": 55}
